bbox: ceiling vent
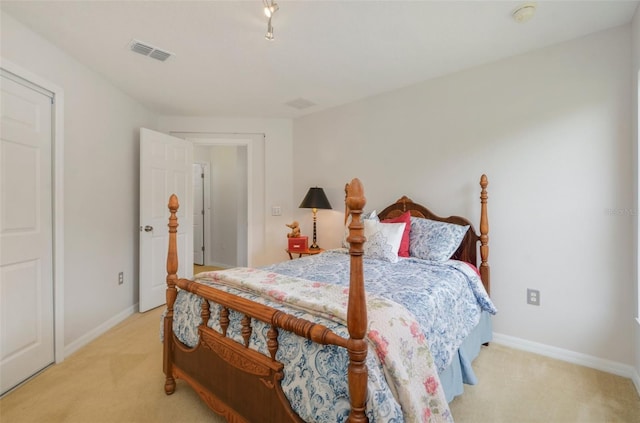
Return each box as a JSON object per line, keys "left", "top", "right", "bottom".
{"left": 129, "top": 39, "right": 173, "bottom": 62}
{"left": 285, "top": 98, "right": 317, "bottom": 110}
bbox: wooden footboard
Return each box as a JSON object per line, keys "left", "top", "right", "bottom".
{"left": 163, "top": 179, "right": 368, "bottom": 422}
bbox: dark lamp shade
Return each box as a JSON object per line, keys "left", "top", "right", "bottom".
{"left": 299, "top": 187, "right": 332, "bottom": 210}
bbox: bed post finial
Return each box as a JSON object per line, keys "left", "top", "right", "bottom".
{"left": 344, "top": 178, "right": 368, "bottom": 423}
{"left": 164, "top": 194, "right": 179, "bottom": 395}
{"left": 479, "top": 175, "right": 490, "bottom": 295}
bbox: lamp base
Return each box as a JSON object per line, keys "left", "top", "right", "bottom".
{"left": 309, "top": 244, "right": 320, "bottom": 250}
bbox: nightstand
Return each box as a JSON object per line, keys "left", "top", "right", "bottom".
{"left": 285, "top": 248, "right": 324, "bottom": 260}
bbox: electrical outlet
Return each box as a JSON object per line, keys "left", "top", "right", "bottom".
{"left": 118, "top": 271, "right": 124, "bottom": 285}
{"left": 527, "top": 288, "right": 540, "bottom": 306}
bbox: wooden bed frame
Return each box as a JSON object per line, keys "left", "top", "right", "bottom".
{"left": 162, "top": 175, "right": 489, "bottom": 422}
{"left": 376, "top": 174, "right": 490, "bottom": 295}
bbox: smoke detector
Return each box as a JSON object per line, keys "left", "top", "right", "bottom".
{"left": 129, "top": 39, "right": 174, "bottom": 62}
{"left": 512, "top": 2, "right": 537, "bottom": 23}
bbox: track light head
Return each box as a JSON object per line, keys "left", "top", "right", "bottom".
{"left": 265, "top": 18, "right": 274, "bottom": 40}
{"left": 264, "top": 2, "right": 279, "bottom": 18}
{"left": 263, "top": 1, "right": 278, "bottom": 40}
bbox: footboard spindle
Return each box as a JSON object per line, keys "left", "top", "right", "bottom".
{"left": 479, "top": 174, "right": 490, "bottom": 295}
{"left": 345, "top": 178, "right": 368, "bottom": 423}
{"left": 163, "top": 194, "right": 179, "bottom": 395}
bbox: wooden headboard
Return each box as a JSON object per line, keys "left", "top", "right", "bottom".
{"left": 376, "top": 175, "right": 490, "bottom": 294}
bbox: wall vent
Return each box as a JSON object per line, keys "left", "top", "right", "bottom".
{"left": 129, "top": 39, "right": 173, "bottom": 62}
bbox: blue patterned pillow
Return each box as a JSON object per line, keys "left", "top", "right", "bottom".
{"left": 409, "top": 217, "right": 469, "bottom": 262}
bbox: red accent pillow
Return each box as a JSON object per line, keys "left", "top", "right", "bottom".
{"left": 382, "top": 211, "right": 411, "bottom": 257}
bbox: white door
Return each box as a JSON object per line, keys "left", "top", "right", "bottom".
{"left": 193, "top": 164, "right": 204, "bottom": 265}
{"left": 139, "top": 128, "right": 193, "bottom": 313}
{"left": 0, "top": 73, "right": 54, "bottom": 394}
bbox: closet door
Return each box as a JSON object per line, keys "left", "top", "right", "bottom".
{"left": 0, "top": 72, "right": 54, "bottom": 394}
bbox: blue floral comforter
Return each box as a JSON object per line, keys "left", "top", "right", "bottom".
{"left": 262, "top": 249, "right": 497, "bottom": 373}
{"left": 168, "top": 249, "right": 496, "bottom": 422}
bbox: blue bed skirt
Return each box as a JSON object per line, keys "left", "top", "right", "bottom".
{"left": 439, "top": 311, "right": 492, "bottom": 402}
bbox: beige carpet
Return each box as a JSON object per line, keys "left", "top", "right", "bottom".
{"left": 2, "top": 306, "right": 638, "bottom": 422}
{"left": 194, "top": 264, "right": 226, "bottom": 274}
{"left": 449, "top": 344, "right": 640, "bottom": 422}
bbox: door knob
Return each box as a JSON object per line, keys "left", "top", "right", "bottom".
{"left": 144, "top": 225, "right": 153, "bottom": 232}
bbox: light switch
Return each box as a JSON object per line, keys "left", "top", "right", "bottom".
{"left": 271, "top": 206, "right": 282, "bottom": 216}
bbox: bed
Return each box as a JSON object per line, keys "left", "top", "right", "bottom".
{"left": 162, "top": 176, "right": 494, "bottom": 422}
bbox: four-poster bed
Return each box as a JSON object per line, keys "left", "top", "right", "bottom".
{"left": 162, "top": 175, "right": 493, "bottom": 422}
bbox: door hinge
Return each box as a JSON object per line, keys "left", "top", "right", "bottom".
{"left": 201, "top": 173, "right": 204, "bottom": 178}
{"left": 201, "top": 246, "right": 205, "bottom": 252}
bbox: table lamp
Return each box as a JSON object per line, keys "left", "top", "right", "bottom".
{"left": 299, "top": 187, "right": 332, "bottom": 249}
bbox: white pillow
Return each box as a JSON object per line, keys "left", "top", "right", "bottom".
{"left": 363, "top": 220, "right": 406, "bottom": 263}
{"left": 342, "top": 210, "right": 377, "bottom": 248}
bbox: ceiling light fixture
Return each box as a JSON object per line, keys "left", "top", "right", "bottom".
{"left": 263, "top": 0, "right": 278, "bottom": 40}
{"left": 512, "top": 2, "right": 537, "bottom": 23}
{"left": 263, "top": 0, "right": 278, "bottom": 18}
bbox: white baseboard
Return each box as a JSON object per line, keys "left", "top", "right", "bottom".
{"left": 63, "top": 304, "right": 138, "bottom": 358}
{"left": 632, "top": 367, "right": 640, "bottom": 396}
{"left": 493, "top": 332, "right": 640, "bottom": 396}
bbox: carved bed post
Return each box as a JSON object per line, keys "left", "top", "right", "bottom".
{"left": 164, "top": 194, "right": 179, "bottom": 395}
{"left": 344, "top": 179, "right": 368, "bottom": 423}
{"left": 479, "top": 175, "right": 490, "bottom": 295}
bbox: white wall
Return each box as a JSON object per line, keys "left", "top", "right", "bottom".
{"left": 294, "top": 26, "right": 634, "bottom": 367}
{"left": 632, "top": 6, "right": 640, "bottom": 388}
{"left": 157, "top": 117, "right": 294, "bottom": 266}
{"left": 1, "top": 12, "right": 158, "bottom": 351}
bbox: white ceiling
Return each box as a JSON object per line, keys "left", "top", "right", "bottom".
{"left": 1, "top": 1, "right": 638, "bottom": 118}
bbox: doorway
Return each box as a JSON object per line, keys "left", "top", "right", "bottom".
{"left": 192, "top": 144, "right": 248, "bottom": 268}
{"left": 192, "top": 163, "right": 208, "bottom": 266}
{"left": 139, "top": 130, "right": 261, "bottom": 311}
{"left": 171, "top": 131, "right": 261, "bottom": 268}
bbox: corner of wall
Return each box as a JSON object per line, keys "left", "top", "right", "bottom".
{"left": 632, "top": 3, "right": 640, "bottom": 387}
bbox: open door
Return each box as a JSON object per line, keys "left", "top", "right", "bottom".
{"left": 193, "top": 163, "right": 205, "bottom": 266}
{"left": 139, "top": 128, "right": 193, "bottom": 313}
